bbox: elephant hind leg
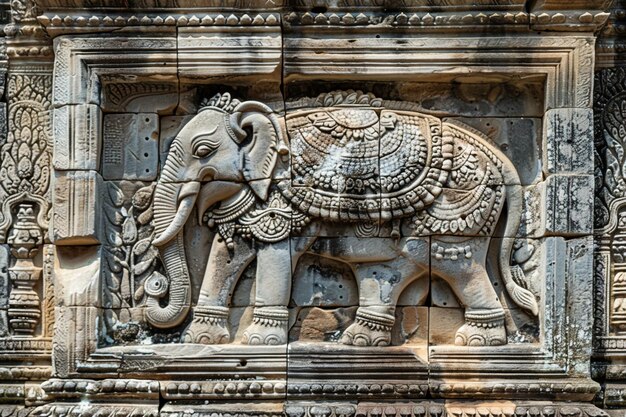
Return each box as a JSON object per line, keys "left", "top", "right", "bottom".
{"left": 454, "top": 308, "right": 506, "bottom": 346}
{"left": 433, "top": 257, "right": 506, "bottom": 347}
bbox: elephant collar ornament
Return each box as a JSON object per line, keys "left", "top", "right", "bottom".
{"left": 146, "top": 90, "right": 539, "bottom": 347}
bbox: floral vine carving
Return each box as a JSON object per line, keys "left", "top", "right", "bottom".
{"left": 594, "top": 67, "right": 626, "bottom": 228}
{"left": 0, "top": 74, "right": 52, "bottom": 227}
{"left": 102, "top": 182, "right": 161, "bottom": 330}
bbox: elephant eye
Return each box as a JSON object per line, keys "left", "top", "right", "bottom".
{"left": 193, "top": 142, "right": 217, "bottom": 159}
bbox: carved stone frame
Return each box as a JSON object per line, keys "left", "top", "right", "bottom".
{"left": 49, "top": 27, "right": 597, "bottom": 402}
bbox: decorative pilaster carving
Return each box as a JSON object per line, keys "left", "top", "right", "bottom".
{"left": 0, "top": 0, "right": 53, "bottom": 388}
{"left": 592, "top": 56, "right": 626, "bottom": 408}
{"left": 7, "top": 203, "right": 42, "bottom": 335}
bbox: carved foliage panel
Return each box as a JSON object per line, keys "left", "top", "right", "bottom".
{"left": 593, "top": 67, "right": 626, "bottom": 369}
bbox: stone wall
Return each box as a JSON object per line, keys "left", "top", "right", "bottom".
{"left": 0, "top": 0, "right": 622, "bottom": 416}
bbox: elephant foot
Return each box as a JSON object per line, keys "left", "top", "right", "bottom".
{"left": 341, "top": 307, "right": 395, "bottom": 347}
{"left": 454, "top": 308, "right": 506, "bottom": 346}
{"left": 182, "top": 306, "right": 230, "bottom": 344}
{"left": 242, "top": 307, "right": 288, "bottom": 345}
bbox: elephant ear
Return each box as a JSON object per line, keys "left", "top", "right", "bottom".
{"left": 229, "top": 101, "right": 283, "bottom": 201}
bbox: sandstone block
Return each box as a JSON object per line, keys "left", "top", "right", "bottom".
{"left": 51, "top": 170, "right": 102, "bottom": 245}
{"left": 290, "top": 254, "right": 358, "bottom": 307}
{"left": 54, "top": 246, "right": 101, "bottom": 307}
{"left": 102, "top": 113, "right": 159, "bottom": 181}
{"left": 543, "top": 174, "right": 594, "bottom": 235}
{"left": 159, "top": 115, "right": 193, "bottom": 166}
{"left": 450, "top": 117, "right": 542, "bottom": 185}
{"left": 53, "top": 104, "right": 102, "bottom": 170}
{"left": 0, "top": 245, "right": 8, "bottom": 309}
{"left": 543, "top": 108, "right": 594, "bottom": 175}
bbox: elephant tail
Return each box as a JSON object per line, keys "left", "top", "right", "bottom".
{"left": 499, "top": 168, "right": 539, "bottom": 316}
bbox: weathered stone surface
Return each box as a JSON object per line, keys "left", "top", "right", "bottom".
{"left": 52, "top": 306, "right": 100, "bottom": 378}
{"left": 53, "top": 104, "right": 102, "bottom": 170}
{"left": 0, "top": 245, "right": 8, "bottom": 309}
{"left": 428, "top": 307, "right": 465, "bottom": 346}
{"left": 543, "top": 174, "right": 594, "bottom": 235}
{"left": 159, "top": 115, "right": 193, "bottom": 167}
{"left": 544, "top": 108, "right": 594, "bottom": 175}
{"left": 290, "top": 255, "right": 358, "bottom": 307}
{"left": 101, "top": 82, "right": 180, "bottom": 114}
{"left": 102, "top": 113, "right": 159, "bottom": 181}
{"left": 289, "top": 306, "right": 357, "bottom": 343}
{"left": 54, "top": 246, "right": 101, "bottom": 307}
{"left": 51, "top": 170, "right": 103, "bottom": 245}
{"left": 450, "top": 117, "right": 542, "bottom": 185}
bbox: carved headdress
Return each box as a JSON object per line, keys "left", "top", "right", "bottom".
{"left": 199, "top": 92, "right": 241, "bottom": 113}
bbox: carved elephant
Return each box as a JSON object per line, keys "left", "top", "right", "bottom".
{"left": 145, "top": 91, "right": 539, "bottom": 347}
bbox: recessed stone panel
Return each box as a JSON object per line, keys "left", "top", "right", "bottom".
{"left": 19, "top": 15, "right": 605, "bottom": 412}
{"left": 102, "top": 113, "right": 159, "bottom": 181}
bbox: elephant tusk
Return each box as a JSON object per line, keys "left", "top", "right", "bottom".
{"left": 153, "top": 181, "right": 200, "bottom": 247}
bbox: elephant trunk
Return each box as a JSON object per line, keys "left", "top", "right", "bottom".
{"left": 499, "top": 162, "right": 539, "bottom": 316}
{"left": 145, "top": 179, "right": 199, "bottom": 328}
{"left": 145, "top": 232, "right": 191, "bottom": 328}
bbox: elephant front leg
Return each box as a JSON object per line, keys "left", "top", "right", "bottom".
{"left": 183, "top": 235, "right": 255, "bottom": 344}
{"left": 242, "top": 240, "right": 293, "bottom": 345}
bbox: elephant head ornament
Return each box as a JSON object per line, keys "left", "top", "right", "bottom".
{"left": 146, "top": 91, "right": 539, "bottom": 347}
{"left": 146, "top": 95, "right": 288, "bottom": 328}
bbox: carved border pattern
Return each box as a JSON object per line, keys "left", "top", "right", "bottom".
{"left": 7, "top": 403, "right": 611, "bottom": 417}
{"left": 0, "top": 0, "right": 53, "bottom": 359}
{"left": 284, "top": 404, "right": 608, "bottom": 417}
{"left": 592, "top": 67, "right": 626, "bottom": 363}
{"left": 35, "top": 11, "right": 611, "bottom": 31}
{"left": 34, "top": 404, "right": 158, "bottom": 417}
{"left": 283, "top": 36, "right": 596, "bottom": 109}
{"left": 283, "top": 11, "right": 609, "bottom": 29}
{"left": 41, "top": 379, "right": 159, "bottom": 399}
{"left": 38, "top": 13, "right": 280, "bottom": 28}
{"left": 593, "top": 67, "right": 626, "bottom": 228}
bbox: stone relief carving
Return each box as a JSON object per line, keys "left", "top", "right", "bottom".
{"left": 0, "top": 69, "right": 52, "bottom": 339}
{"left": 0, "top": 0, "right": 609, "bottom": 415}
{"left": 102, "top": 182, "right": 161, "bottom": 341}
{"left": 594, "top": 67, "right": 626, "bottom": 229}
{"left": 0, "top": 74, "right": 51, "bottom": 237}
{"left": 146, "top": 91, "right": 538, "bottom": 347}
{"left": 594, "top": 67, "right": 626, "bottom": 341}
